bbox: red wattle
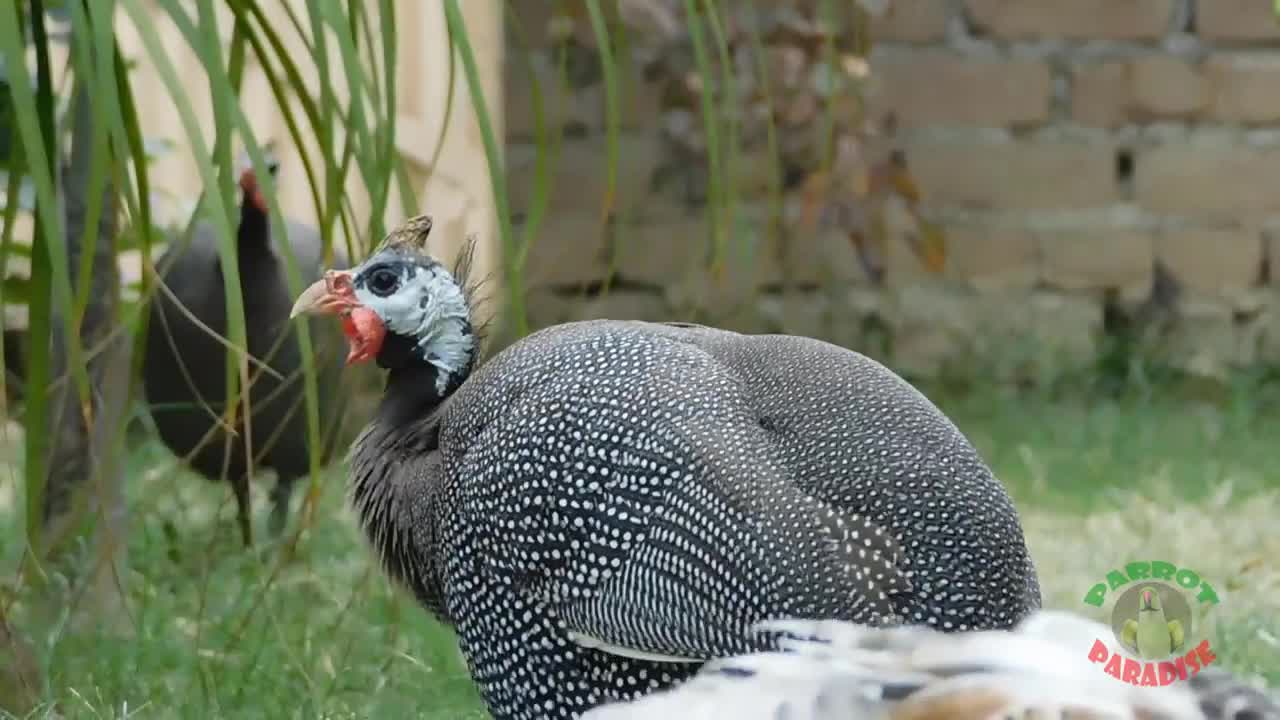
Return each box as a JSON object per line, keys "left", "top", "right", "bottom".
{"left": 341, "top": 306, "right": 386, "bottom": 364}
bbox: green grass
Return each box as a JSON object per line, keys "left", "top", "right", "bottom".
{"left": 0, "top": 424, "right": 486, "bottom": 720}
{"left": 942, "top": 386, "right": 1280, "bottom": 689}
{"left": 942, "top": 386, "right": 1280, "bottom": 513}
{"left": 1, "top": 387, "right": 1278, "bottom": 718}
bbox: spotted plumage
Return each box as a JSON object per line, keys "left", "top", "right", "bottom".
{"left": 291, "top": 215, "right": 1042, "bottom": 720}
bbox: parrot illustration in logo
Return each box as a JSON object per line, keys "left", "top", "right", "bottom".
{"left": 1121, "top": 587, "right": 1185, "bottom": 659}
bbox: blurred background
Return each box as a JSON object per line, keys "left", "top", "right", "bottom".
{"left": 1, "top": 0, "right": 1278, "bottom": 717}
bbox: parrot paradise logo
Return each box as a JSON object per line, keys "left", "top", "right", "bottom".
{"left": 1081, "top": 560, "right": 1221, "bottom": 687}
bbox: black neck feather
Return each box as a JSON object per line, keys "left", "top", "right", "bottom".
{"left": 354, "top": 336, "right": 458, "bottom": 625}
{"left": 374, "top": 339, "right": 464, "bottom": 431}
{"left": 374, "top": 325, "right": 475, "bottom": 429}
{"left": 349, "top": 388, "right": 449, "bottom": 624}
{"left": 378, "top": 364, "right": 445, "bottom": 430}
{"left": 237, "top": 191, "right": 271, "bottom": 258}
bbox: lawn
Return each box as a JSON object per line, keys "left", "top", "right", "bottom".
{"left": 1, "top": 386, "right": 1277, "bottom": 719}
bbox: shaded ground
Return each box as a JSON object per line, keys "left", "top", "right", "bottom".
{"left": 0, "top": 389, "right": 1277, "bottom": 718}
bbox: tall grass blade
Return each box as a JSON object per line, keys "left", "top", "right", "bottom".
{"left": 0, "top": 0, "right": 61, "bottom": 557}
{"left": 111, "top": 41, "right": 161, "bottom": 394}
{"left": 683, "top": 0, "right": 724, "bottom": 275}
{"left": 744, "top": 9, "right": 785, "bottom": 248}
{"left": 506, "top": 2, "right": 556, "bottom": 275}
{"left": 584, "top": 0, "right": 619, "bottom": 296}
{"left": 702, "top": 1, "right": 745, "bottom": 270}
{"left": 0, "top": 129, "right": 22, "bottom": 426}
{"left": 443, "top": 0, "right": 524, "bottom": 337}
{"left": 233, "top": 1, "right": 357, "bottom": 259}
{"left": 372, "top": 0, "right": 399, "bottom": 235}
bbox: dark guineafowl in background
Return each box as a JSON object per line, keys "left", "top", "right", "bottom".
{"left": 290, "top": 215, "right": 1042, "bottom": 720}
{"left": 143, "top": 151, "right": 351, "bottom": 546}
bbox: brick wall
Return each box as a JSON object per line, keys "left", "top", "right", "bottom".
{"left": 503, "top": 1, "right": 1280, "bottom": 382}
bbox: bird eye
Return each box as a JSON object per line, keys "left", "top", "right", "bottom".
{"left": 366, "top": 267, "right": 400, "bottom": 297}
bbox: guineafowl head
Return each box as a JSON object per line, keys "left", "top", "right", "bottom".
{"left": 236, "top": 145, "right": 282, "bottom": 213}
{"left": 290, "top": 215, "right": 484, "bottom": 398}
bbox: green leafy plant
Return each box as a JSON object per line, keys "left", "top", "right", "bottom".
{"left": 0, "top": 1, "right": 419, "bottom": 695}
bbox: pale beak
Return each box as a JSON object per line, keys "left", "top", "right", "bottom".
{"left": 290, "top": 270, "right": 355, "bottom": 318}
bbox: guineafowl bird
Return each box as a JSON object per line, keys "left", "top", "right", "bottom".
{"left": 582, "top": 609, "right": 1279, "bottom": 720}
{"left": 143, "top": 150, "right": 350, "bottom": 546}
{"left": 289, "top": 215, "right": 1042, "bottom": 720}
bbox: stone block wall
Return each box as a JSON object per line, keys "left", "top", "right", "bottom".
{"left": 503, "top": 1, "right": 1280, "bottom": 382}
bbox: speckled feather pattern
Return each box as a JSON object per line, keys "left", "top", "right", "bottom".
{"left": 350, "top": 319, "right": 1040, "bottom": 720}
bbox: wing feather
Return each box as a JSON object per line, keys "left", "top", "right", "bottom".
{"left": 447, "top": 324, "right": 912, "bottom": 663}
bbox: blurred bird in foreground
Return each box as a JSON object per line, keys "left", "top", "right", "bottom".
{"left": 582, "top": 609, "right": 1279, "bottom": 720}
